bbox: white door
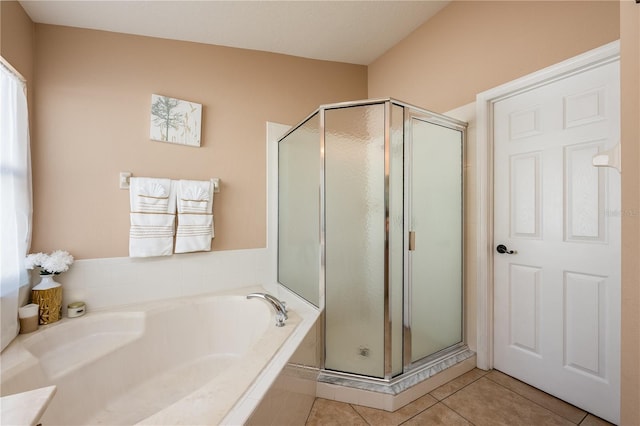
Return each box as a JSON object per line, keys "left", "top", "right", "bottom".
{"left": 493, "top": 60, "right": 620, "bottom": 424}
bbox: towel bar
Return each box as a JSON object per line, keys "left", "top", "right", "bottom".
{"left": 119, "top": 173, "right": 220, "bottom": 192}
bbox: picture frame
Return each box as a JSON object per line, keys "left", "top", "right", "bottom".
{"left": 150, "top": 94, "right": 202, "bottom": 147}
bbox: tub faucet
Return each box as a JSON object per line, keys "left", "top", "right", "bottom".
{"left": 246, "top": 293, "right": 288, "bottom": 327}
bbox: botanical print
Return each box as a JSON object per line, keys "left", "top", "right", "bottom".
{"left": 150, "top": 94, "right": 202, "bottom": 147}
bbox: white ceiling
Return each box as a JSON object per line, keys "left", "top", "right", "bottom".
{"left": 19, "top": 0, "right": 449, "bottom": 65}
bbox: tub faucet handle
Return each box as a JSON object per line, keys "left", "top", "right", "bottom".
{"left": 261, "top": 293, "right": 288, "bottom": 319}
{"left": 246, "top": 292, "right": 288, "bottom": 327}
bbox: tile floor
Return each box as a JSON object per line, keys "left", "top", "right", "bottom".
{"left": 305, "top": 369, "right": 614, "bottom": 426}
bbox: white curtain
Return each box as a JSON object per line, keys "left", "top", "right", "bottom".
{"left": 0, "top": 60, "right": 32, "bottom": 352}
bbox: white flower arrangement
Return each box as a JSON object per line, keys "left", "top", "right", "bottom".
{"left": 25, "top": 250, "right": 74, "bottom": 275}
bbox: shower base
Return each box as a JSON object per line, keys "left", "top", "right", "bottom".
{"left": 316, "top": 346, "right": 476, "bottom": 412}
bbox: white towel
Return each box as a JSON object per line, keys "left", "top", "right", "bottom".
{"left": 175, "top": 179, "right": 214, "bottom": 253}
{"left": 175, "top": 214, "right": 214, "bottom": 253}
{"left": 129, "top": 213, "right": 175, "bottom": 257}
{"left": 130, "top": 177, "right": 177, "bottom": 214}
{"left": 129, "top": 177, "right": 177, "bottom": 257}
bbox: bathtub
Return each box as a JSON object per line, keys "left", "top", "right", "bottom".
{"left": 0, "top": 286, "right": 316, "bottom": 425}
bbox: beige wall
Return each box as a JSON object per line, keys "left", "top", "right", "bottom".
{"left": 0, "top": 1, "right": 34, "bottom": 83}
{"left": 369, "top": 1, "right": 619, "bottom": 113}
{"left": 0, "top": 1, "right": 35, "bottom": 124}
{"left": 620, "top": 1, "right": 640, "bottom": 424}
{"left": 369, "top": 0, "right": 620, "bottom": 356}
{"left": 3, "top": 1, "right": 638, "bottom": 421}
{"left": 32, "top": 25, "right": 367, "bottom": 259}
{"left": 369, "top": 1, "right": 640, "bottom": 423}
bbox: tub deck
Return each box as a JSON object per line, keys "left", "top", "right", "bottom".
{"left": 0, "top": 286, "right": 318, "bottom": 426}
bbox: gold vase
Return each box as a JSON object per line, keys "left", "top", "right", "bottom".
{"left": 32, "top": 275, "right": 63, "bottom": 325}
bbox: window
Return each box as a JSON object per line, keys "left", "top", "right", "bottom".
{"left": 0, "top": 57, "right": 32, "bottom": 351}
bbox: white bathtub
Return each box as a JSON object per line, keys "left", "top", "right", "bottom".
{"left": 0, "top": 287, "right": 316, "bottom": 425}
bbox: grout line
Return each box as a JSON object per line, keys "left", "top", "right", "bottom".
{"left": 438, "top": 400, "right": 478, "bottom": 426}
{"left": 348, "top": 403, "right": 372, "bottom": 425}
{"left": 307, "top": 367, "right": 603, "bottom": 426}
{"left": 434, "top": 372, "right": 486, "bottom": 424}
{"left": 396, "top": 401, "right": 479, "bottom": 426}
{"left": 429, "top": 371, "right": 486, "bottom": 401}
{"left": 579, "top": 414, "right": 613, "bottom": 426}
{"left": 575, "top": 411, "right": 589, "bottom": 424}
{"left": 476, "top": 375, "right": 585, "bottom": 424}
{"left": 394, "top": 397, "right": 439, "bottom": 425}
{"left": 576, "top": 412, "right": 588, "bottom": 424}
{"left": 397, "top": 403, "right": 431, "bottom": 426}
{"left": 304, "top": 398, "right": 318, "bottom": 425}
{"left": 484, "top": 371, "right": 588, "bottom": 424}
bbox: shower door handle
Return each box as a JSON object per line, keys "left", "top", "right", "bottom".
{"left": 409, "top": 231, "right": 416, "bottom": 251}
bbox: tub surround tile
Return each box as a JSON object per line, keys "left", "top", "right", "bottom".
{"left": 442, "top": 377, "right": 574, "bottom": 426}
{"left": 306, "top": 398, "right": 368, "bottom": 426}
{"left": 59, "top": 248, "right": 271, "bottom": 313}
{"left": 246, "top": 363, "right": 317, "bottom": 426}
{"left": 223, "top": 288, "right": 321, "bottom": 425}
{"left": 282, "top": 365, "right": 320, "bottom": 392}
{"left": 237, "top": 396, "right": 266, "bottom": 426}
{"left": 288, "top": 321, "right": 321, "bottom": 367}
{"left": 484, "top": 370, "right": 587, "bottom": 423}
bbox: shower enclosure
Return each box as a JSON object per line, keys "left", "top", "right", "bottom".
{"left": 278, "top": 98, "right": 467, "bottom": 387}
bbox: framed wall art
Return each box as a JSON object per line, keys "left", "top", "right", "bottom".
{"left": 150, "top": 94, "right": 202, "bottom": 147}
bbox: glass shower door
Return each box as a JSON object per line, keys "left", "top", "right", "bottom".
{"left": 324, "top": 103, "right": 386, "bottom": 378}
{"left": 408, "top": 115, "right": 463, "bottom": 363}
{"left": 278, "top": 113, "right": 321, "bottom": 307}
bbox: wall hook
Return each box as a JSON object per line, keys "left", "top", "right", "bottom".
{"left": 592, "top": 143, "right": 621, "bottom": 173}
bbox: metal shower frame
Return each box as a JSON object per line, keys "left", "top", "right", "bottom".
{"left": 277, "top": 98, "right": 468, "bottom": 383}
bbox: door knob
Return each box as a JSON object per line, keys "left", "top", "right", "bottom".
{"left": 496, "top": 244, "right": 517, "bottom": 254}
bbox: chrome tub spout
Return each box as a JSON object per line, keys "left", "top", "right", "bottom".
{"left": 246, "top": 292, "right": 288, "bottom": 327}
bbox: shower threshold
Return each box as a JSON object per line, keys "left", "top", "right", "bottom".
{"left": 317, "top": 345, "right": 476, "bottom": 411}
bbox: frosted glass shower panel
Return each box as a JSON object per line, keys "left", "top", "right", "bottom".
{"left": 278, "top": 113, "right": 321, "bottom": 307}
{"left": 410, "top": 118, "right": 463, "bottom": 362}
{"left": 325, "top": 104, "right": 386, "bottom": 378}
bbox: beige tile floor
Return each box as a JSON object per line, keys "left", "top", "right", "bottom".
{"left": 306, "top": 369, "right": 614, "bottom": 426}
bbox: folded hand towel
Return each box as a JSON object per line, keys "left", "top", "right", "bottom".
{"left": 129, "top": 213, "right": 175, "bottom": 257}
{"left": 177, "top": 179, "right": 213, "bottom": 214}
{"left": 129, "top": 177, "right": 177, "bottom": 257}
{"left": 175, "top": 179, "right": 214, "bottom": 253}
{"left": 174, "top": 214, "right": 214, "bottom": 253}
{"left": 130, "top": 177, "right": 177, "bottom": 214}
